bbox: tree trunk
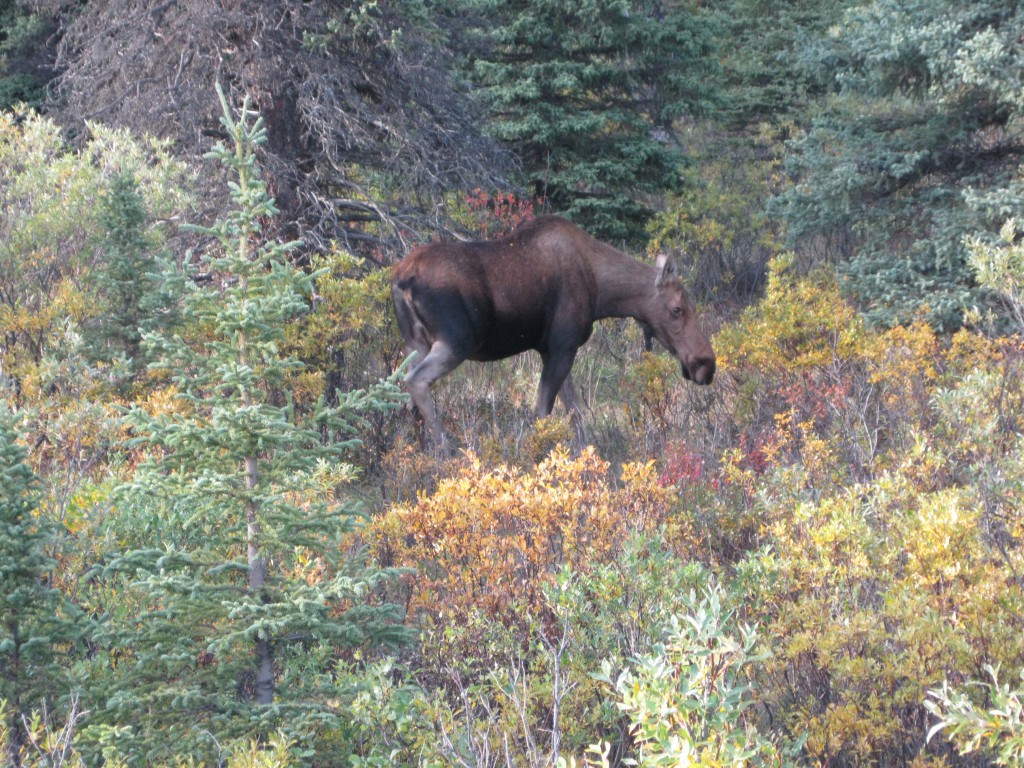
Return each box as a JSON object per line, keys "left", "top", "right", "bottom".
{"left": 4, "top": 621, "right": 24, "bottom": 767}
{"left": 245, "top": 454, "right": 274, "bottom": 706}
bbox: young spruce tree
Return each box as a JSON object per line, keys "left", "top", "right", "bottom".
{"left": 86, "top": 171, "right": 179, "bottom": 381}
{"left": 0, "top": 407, "right": 78, "bottom": 765}
{"left": 96, "top": 86, "right": 407, "bottom": 763}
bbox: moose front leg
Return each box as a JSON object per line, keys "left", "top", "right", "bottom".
{"left": 537, "top": 351, "right": 586, "bottom": 445}
{"left": 558, "top": 373, "right": 587, "bottom": 446}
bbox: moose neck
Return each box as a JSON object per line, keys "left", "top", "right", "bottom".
{"left": 591, "top": 245, "right": 657, "bottom": 323}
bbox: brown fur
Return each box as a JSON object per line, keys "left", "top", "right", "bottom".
{"left": 392, "top": 215, "right": 715, "bottom": 444}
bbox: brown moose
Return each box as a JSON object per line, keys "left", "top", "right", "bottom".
{"left": 391, "top": 215, "right": 715, "bottom": 445}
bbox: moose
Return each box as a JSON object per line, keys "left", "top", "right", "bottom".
{"left": 391, "top": 215, "right": 716, "bottom": 445}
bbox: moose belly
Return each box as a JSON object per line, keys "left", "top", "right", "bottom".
{"left": 467, "top": 319, "right": 546, "bottom": 362}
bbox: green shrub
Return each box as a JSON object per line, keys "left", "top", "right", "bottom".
{"left": 588, "top": 585, "right": 793, "bottom": 768}
{"left": 926, "top": 665, "right": 1024, "bottom": 767}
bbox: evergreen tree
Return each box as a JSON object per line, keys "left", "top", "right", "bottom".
{"left": 89, "top": 86, "right": 407, "bottom": 764}
{"left": 87, "top": 171, "right": 177, "bottom": 377}
{"left": 456, "top": 0, "right": 720, "bottom": 244}
{"left": 0, "top": 407, "right": 76, "bottom": 765}
{"left": 713, "top": 0, "right": 852, "bottom": 129}
{"left": 773, "top": 0, "right": 1024, "bottom": 329}
{"left": 0, "top": 0, "right": 55, "bottom": 110}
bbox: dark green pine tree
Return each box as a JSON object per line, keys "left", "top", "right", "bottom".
{"left": 712, "top": 0, "right": 853, "bottom": 129}
{"left": 95, "top": 85, "right": 407, "bottom": 764}
{"left": 0, "top": 0, "right": 54, "bottom": 110}
{"left": 459, "top": 0, "right": 719, "bottom": 245}
{"left": 0, "top": 408, "right": 78, "bottom": 765}
{"left": 87, "top": 171, "right": 177, "bottom": 378}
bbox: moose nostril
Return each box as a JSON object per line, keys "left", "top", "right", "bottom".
{"left": 681, "top": 357, "right": 716, "bottom": 384}
{"left": 693, "top": 358, "right": 716, "bottom": 385}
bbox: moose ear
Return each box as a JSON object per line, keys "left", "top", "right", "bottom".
{"left": 655, "top": 252, "right": 678, "bottom": 287}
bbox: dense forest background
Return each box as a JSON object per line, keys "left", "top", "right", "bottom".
{"left": 2, "top": 0, "right": 1024, "bottom": 766}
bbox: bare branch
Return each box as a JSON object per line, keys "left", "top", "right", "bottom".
{"left": 49, "top": 0, "right": 515, "bottom": 259}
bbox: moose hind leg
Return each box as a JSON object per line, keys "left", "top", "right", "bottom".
{"left": 405, "top": 340, "right": 462, "bottom": 445}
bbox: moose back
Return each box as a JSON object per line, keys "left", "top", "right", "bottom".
{"left": 391, "top": 215, "right": 715, "bottom": 444}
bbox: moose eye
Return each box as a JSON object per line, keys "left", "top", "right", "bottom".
{"left": 671, "top": 306, "right": 683, "bottom": 318}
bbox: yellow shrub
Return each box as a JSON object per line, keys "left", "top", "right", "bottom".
{"left": 283, "top": 247, "right": 402, "bottom": 401}
{"left": 902, "top": 488, "right": 980, "bottom": 591}
{"left": 943, "top": 327, "right": 1008, "bottom": 377}
{"left": 867, "top": 320, "right": 940, "bottom": 429}
{"left": 373, "top": 446, "right": 674, "bottom": 625}
{"left": 717, "top": 253, "right": 867, "bottom": 375}
{"left": 760, "top": 464, "right": 1024, "bottom": 766}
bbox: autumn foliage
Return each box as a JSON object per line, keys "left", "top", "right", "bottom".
{"left": 361, "top": 250, "right": 1024, "bottom": 766}
{"left": 6, "top": 85, "right": 1024, "bottom": 767}
{"left": 461, "top": 188, "right": 538, "bottom": 238}
{"left": 373, "top": 447, "right": 673, "bottom": 624}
